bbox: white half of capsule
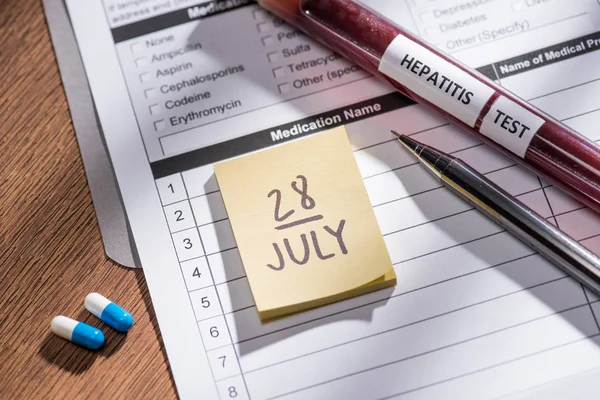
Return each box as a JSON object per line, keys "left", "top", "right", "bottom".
{"left": 51, "top": 316, "right": 78, "bottom": 341}
{"left": 84, "top": 292, "right": 111, "bottom": 317}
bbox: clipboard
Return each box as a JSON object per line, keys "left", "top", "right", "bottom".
{"left": 43, "top": 0, "right": 138, "bottom": 268}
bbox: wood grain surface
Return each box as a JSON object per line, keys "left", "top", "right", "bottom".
{"left": 0, "top": 0, "right": 177, "bottom": 398}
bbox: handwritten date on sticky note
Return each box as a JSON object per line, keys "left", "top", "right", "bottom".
{"left": 214, "top": 127, "right": 396, "bottom": 320}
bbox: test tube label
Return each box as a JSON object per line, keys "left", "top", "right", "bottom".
{"left": 479, "top": 95, "right": 545, "bottom": 158}
{"left": 378, "top": 35, "right": 495, "bottom": 128}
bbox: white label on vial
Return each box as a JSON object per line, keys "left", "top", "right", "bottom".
{"left": 480, "top": 96, "right": 545, "bottom": 158}
{"left": 379, "top": 35, "right": 495, "bottom": 127}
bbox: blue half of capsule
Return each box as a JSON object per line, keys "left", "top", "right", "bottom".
{"left": 101, "top": 303, "right": 134, "bottom": 332}
{"left": 85, "top": 292, "right": 134, "bottom": 332}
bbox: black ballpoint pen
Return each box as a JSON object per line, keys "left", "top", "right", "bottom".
{"left": 393, "top": 131, "right": 600, "bottom": 296}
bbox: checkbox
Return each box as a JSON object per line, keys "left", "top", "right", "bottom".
{"left": 272, "top": 67, "right": 285, "bottom": 78}
{"left": 139, "top": 72, "right": 152, "bottom": 83}
{"left": 419, "top": 12, "right": 433, "bottom": 22}
{"left": 267, "top": 52, "right": 279, "bottom": 63}
{"left": 154, "top": 120, "right": 166, "bottom": 131}
{"left": 278, "top": 83, "right": 290, "bottom": 94}
{"left": 253, "top": 9, "right": 267, "bottom": 21}
{"left": 425, "top": 27, "right": 440, "bottom": 39}
{"left": 262, "top": 36, "right": 274, "bottom": 46}
{"left": 257, "top": 22, "right": 270, "bottom": 33}
{"left": 511, "top": 1, "right": 525, "bottom": 11}
{"left": 145, "top": 88, "right": 156, "bottom": 99}
{"left": 149, "top": 104, "right": 162, "bottom": 115}
{"left": 135, "top": 57, "right": 149, "bottom": 67}
{"left": 131, "top": 42, "right": 144, "bottom": 53}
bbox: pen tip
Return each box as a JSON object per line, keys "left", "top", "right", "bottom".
{"left": 391, "top": 131, "right": 420, "bottom": 154}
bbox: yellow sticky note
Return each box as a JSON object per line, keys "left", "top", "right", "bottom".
{"left": 214, "top": 127, "right": 396, "bottom": 320}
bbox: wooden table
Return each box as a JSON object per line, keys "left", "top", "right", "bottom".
{"left": 0, "top": 0, "right": 177, "bottom": 397}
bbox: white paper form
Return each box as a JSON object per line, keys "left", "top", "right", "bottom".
{"left": 65, "top": 0, "right": 600, "bottom": 398}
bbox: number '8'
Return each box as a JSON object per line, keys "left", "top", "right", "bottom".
{"left": 228, "top": 386, "right": 237, "bottom": 398}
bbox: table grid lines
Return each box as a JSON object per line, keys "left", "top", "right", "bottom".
{"left": 377, "top": 332, "right": 600, "bottom": 400}
{"left": 266, "top": 304, "right": 599, "bottom": 400}
{"left": 243, "top": 276, "right": 580, "bottom": 376}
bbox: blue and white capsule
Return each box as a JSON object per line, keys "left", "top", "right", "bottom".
{"left": 85, "top": 292, "right": 134, "bottom": 332}
{"left": 51, "top": 316, "right": 105, "bottom": 350}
